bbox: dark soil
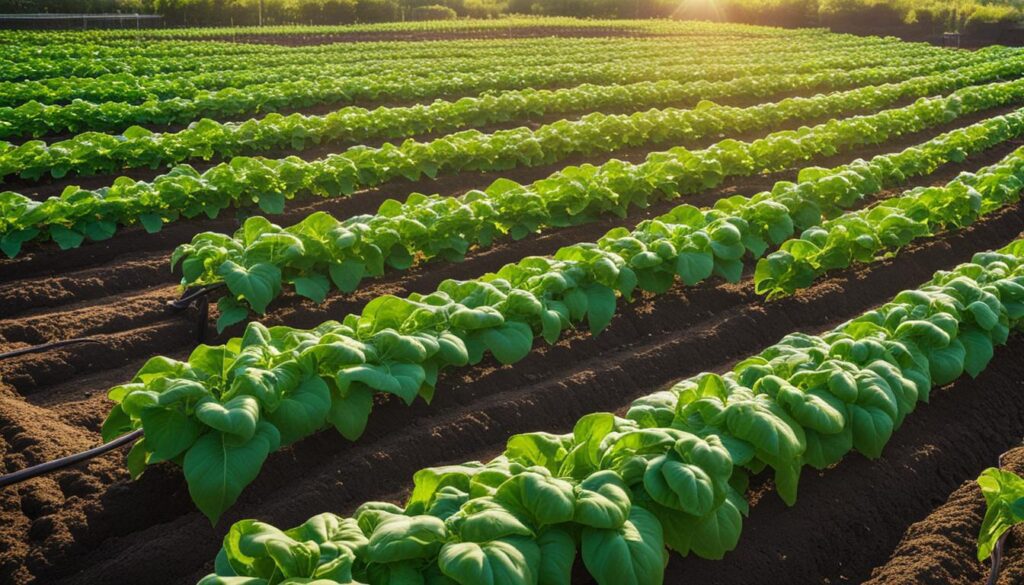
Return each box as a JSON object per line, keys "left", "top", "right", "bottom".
{"left": 1, "top": 190, "right": 1022, "bottom": 584}
{"left": 863, "top": 448, "right": 1024, "bottom": 585}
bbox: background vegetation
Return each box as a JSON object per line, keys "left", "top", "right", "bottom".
{"left": 0, "top": 0, "right": 1021, "bottom": 31}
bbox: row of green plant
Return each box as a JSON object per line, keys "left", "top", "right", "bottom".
{"left": 0, "top": 27, "right": 896, "bottom": 82}
{"left": 0, "top": 39, "right": 958, "bottom": 139}
{"left": 176, "top": 106, "right": 1024, "bottom": 323}
{"left": 754, "top": 144, "right": 1024, "bottom": 298}
{"left": 5, "top": 64, "right": 1022, "bottom": 259}
{"left": 0, "top": 35, "right": 906, "bottom": 106}
{"left": 3, "top": 47, "right": 1005, "bottom": 183}
{"left": 99, "top": 104, "right": 1024, "bottom": 524}
{"left": 195, "top": 239, "right": 1024, "bottom": 584}
{"left": 0, "top": 17, "right": 884, "bottom": 45}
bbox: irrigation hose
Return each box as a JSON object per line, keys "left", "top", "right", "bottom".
{"left": 0, "top": 338, "right": 102, "bottom": 361}
{"left": 0, "top": 429, "right": 143, "bottom": 489}
{"left": 166, "top": 283, "right": 224, "bottom": 310}
{"left": 167, "top": 283, "right": 224, "bottom": 343}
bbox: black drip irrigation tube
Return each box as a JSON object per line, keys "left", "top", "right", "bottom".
{"left": 167, "top": 284, "right": 224, "bottom": 343}
{"left": 0, "top": 338, "right": 103, "bottom": 361}
{"left": 0, "top": 287, "right": 224, "bottom": 489}
{"left": 0, "top": 429, "right": 143, "bottom": 489}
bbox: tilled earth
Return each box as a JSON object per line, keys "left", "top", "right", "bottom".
{"left": 2, "top": 105, "right": 1024, "bottom": 585}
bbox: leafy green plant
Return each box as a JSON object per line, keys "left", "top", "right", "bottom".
{"left": 177, "top": 103, "right": 1024, "bottom": 325}
{"left": 6, "top": 65, "right": 1023, "bottom": 259}
{"left": 0, "top": 39, "right": 950, "bottom": 140}
{"left": 197, "top": 239, "right": 1024, "bottom": 584}
{"left": 99, "top": 113, "right": 1024, "bottom": 524}
{"left": 0, "top": 45, "right": 1001, "bottom": 181}
{"left": 754, "top": 143, "right": 1024, "bottom": 298}
{"left": 977, "top": 467, "right": 1024, "bottom": 562}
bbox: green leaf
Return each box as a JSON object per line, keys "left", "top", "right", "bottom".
{"left": 537, "top": 528, "right": 576, "bottom": 585}
{"left": 365, "top": 514, "right": 447, "bottom": 563}
{"left": 265, "top": 373, "right": 331, "bottom": 445}
{"left": 83, "top": 220, "right": 116, "bottom": 241}
{"left": 540, "top": 309, "right": 564, "bottom": 345}
{"left": 217, "top": 261, "right": 282, "bottom": 314}
{"left": 139, "top": 405, "right": 203, "bottom": 463}
{"left": 453, "top": 500, "right": 534, "bottom": 542}
{"left": 293, "top": 274, "right": 330, "bottom": 304}
{"left": 712, "top": 258, "right": 744, "bottom": 284}
{"left": 328, "top": 385, "right": 374, "bottom": 441}
{"left": 584, "top": 285, "right": 617, "bottom": 335}
{"left": 329, "top": 260, "right": 365, "bottom": 294}
{"left": 574, "top": 470, "right": 632, "bottom": 529}
{"left": 337, "top": 362, "right": 425, "bottom": 405}
{"left": 139, "top": 213, "right": 164, "bottom": 234}
{"left": 494, "top": 471, "right": 575, "bottom": 526}
{"left": 196, "top": 396, "right": 260, "bottom": 441}
{"left": 505, "top": 432, "right": 570, "bottom": 474}
{"left": 466, "top": 321, "right": 534, "bottom": 365}
{"left": 847, "top": 404, "right": 894, "bottom": 459}
{"left": 642, "top": 454, "right": 715, "bottom": 516}
{"left": 960, "top": 328, "right": 995, "bottom": 378}
{"left": 438, "top": 536, "right": 540, "bottom": 585}
{"left": 928, "top": 339, "right": 966, "bottom": 386}
{"left": 50, "top": 225, "right": 84, "bottom": 250}
{"left": 675, "top": 250, "right": 714, "bottom": 285}
{"left": 977, "top": 467, "right": 1024, "bottom": 561}
{"left": 257, "top": 192, "right": 285, "bottom": 215}
{"left": 183, "top": 422, "right": 281, "bottom": 524}
{"left": 216, "top": 296, "right": 250, "bottom": 333}
{"left": 581, "top": 507, "right": 665, "bottom": 585}
{"left": 650, "top": 488, "right": 746, "bottom": 560}
{"left": 126, "top": 437, "right": 149, "bottom": 480}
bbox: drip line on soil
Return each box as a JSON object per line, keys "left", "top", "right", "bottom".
{"left": 167, "top": 284, "right": 224, "bottom": 343}
{"left": 0, "top": 429, "right": 143, "bottom": 489}
{"left": 166, "top": 284, "right": 224, "bottom": 310}
{"left": 0, "top": 338, "right": 102, "bottom": 361}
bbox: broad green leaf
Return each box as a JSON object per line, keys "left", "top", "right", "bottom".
{"left": 196, "top": 395, "right": 261, "bottom": 441}
{"left": 365, "top": 514, "right": 447, "bottom": 563}
{"left": 218, "top": 261, "right": 282, "bottom": 314}
{"left": 337, "top": 362, "right": 425, "bottom": 405}
{"left": 293, "top": 274, "right": 330, "bottom": 304}
{"left": 438, "top": 536, "right": 540, "bottom": 585}
{"left": 537, "top": 528, "right": 575, "bottom": 585}
{"left": 494, "top": 471, "right": 575, "bottom": 526}
{"left": 581, "top": 507, "right": 665, "bottom": 585}
{"left": 217, "top": 296, "right": 250, "bottom": 333}
{"left": 584, "top": 285, "right": 617, "bottom": 335}
{"left": 465, "top": 321, "right": 534, "bottom": 365}
{"left": 329, "top": 260, "right": 365, "bottom": 294}
{"left": 139, "top": 212, "right": 164, "bottom": 233}
{"left": 328, "top": 385, "right": 374, "bottom": 441}
{"left": 977, "top": 467, "right": 1024, "bottom": 561}
{"left": 183, "top": 422, "right": 281, "bottom": 524}
{"left": 139, "top": 405, "right": 203, "bottom": 463}
{"left": 574, "top": 470, "right": 631, "bottom": 529}
{"left": 265, "top": 373, "right": 331, "bottom": 445}
{"left": 50, "top": 225, "right": 84, "bottom": 250}
{"left": 960, "top": 328, "right": 995, "bottom": 378}
{"left": 642, "top": 454, "right": 715, "bottom": 516}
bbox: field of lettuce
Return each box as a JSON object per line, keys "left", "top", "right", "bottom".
{"left": 4, "top": 17, "right": 1024, "bottom": 585}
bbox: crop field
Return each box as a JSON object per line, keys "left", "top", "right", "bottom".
{"left": 4, "top": 17, "right": 1024, "bottom": 585}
